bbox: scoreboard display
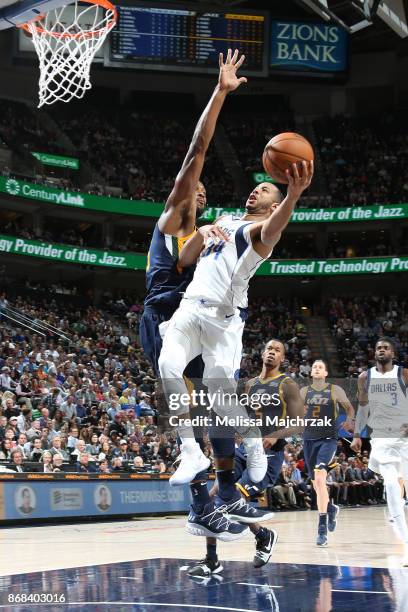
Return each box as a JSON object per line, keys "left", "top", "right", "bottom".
{"left": 108, "top": 6, "right": 267, "bottom": 75}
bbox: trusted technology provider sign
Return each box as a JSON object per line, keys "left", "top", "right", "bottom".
{"left": 271, "top": 21, "right": 348, "bottom": 72}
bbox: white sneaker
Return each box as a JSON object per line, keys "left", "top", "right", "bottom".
{"left": 243, "top": 437, "right": 267, "bottom": 483}
{"left": 170, "top": 443, "right": 210, "bottom": 487}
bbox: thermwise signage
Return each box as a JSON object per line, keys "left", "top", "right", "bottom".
{"left": 271, "top": 21, "right": 348, "bottom": 73}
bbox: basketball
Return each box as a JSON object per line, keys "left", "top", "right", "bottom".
{"left": 263, "top": 132, "right": 314, "bottom": 184}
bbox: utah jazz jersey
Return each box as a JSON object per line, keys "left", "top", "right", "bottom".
{"left": 303, "top": 383, "right": 338, "bottom": 440}
{"left": 366, "top": 365, "right": 408, "bottom": 436}
{"left": 247, "top": 373, "right": 290, "bottom": 452}
{"left": 144, "top": 223, "right": 195, "bottom": 315}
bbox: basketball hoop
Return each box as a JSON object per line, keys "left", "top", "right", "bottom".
{"left": 19, "top": 0, "right": 117, "bottom": 107}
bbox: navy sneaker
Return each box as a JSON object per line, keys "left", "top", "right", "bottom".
{"left": 327, "top": 503, "right": 339, "bottom": 533}
{"left": 253, "top": 529, "right": 278, "bottom": 568}
{"left": 217, "top": 494, "right": 274, "bottom": 524}
{"left": 316, "top": 515, "right": 328, "bottom": 547}
{"left": 187, "top": 557, "right": 223, "bottom": 578}
{"left": 186, "top": 502, "right": 249, "bottom": 541}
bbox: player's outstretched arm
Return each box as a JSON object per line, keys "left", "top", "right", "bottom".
{"left": 158, "top": 49, "right": 247, "bottom": 237}
{"left": 250, "top": 161, "right": 313, "bottom": 257}
{"left": 350, "top": 372, "right": 369, "bottom": 451}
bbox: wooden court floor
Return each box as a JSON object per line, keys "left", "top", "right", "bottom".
{"left": 0, "top": 505, "right": 406, "bottom": 576}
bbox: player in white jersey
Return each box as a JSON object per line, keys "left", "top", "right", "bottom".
{"left": 351, "top": 337, "right": 408, "bottom": 564}
{"left": 159, "top": 162, "right": 313, "bottom": 486}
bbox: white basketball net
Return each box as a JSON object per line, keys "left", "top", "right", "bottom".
{"left": 24, "top": 1, "right": 116, "bottom": 107}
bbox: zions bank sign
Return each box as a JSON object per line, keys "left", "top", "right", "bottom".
{"left": 271, "top": 21, "right": 348, "bottom": 73}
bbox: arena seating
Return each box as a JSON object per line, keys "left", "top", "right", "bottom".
{"left": 326, "top": 295, "right": 408, "bottom": 377}
{"left": 314, "top": 113, "right": 408, "bottom": 208}
{"left": 1, "top": 97, "right": 407, "bottom": 212}
{"left": 0, "top": 287, "right": 387, "bottom": 508}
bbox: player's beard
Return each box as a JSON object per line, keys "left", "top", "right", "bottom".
{"left": 376, "top": 355, "right": 392, "bottom": 366}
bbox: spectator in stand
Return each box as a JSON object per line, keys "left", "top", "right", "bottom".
{"left": 49, "top": 435, "right": 70, "bottom": 461}
{"left": 15, "top": 374, "right": 33, "bottom": 408}
{"left": 40, "top": 451, "right": 54, "bottom": 473}
{"left": 29, "top": 438, "right": 44, "bottom": 461}
{"left": 76, "top": 452, "right": 98, "bottom": 473}
{"left": 4, "top": 398, "right": 19, "bottom": 420}
{"left": 9, "top": 449, "right": 27, "bottom": 472}
{"left": 86, "top": 433, "right": 100, "bottom": 457}
{"left": 111, "top": 456, "right": 124, "bottom": 472}
{"left": 117, "top": 439, "right": 133, "bottom": 461}
{"left": 131, "top": 456, "right": 145, "bottom": 472}
{"left": 98, "top": 458, "right": 111, "bottom": 473}
{"left": 52, "top": 453, "right": 65, "bottom": 472}
{"left": 0, "top": 415, "right": 7, "bottom": 439}
{"left": 61, "top": 395, "right": 78, "bottom": 422}
{"left": 273, "top": 466, "right": 299, "bottom": 509}
{"left": 0, "top": 367, "right": 15, "bottom": 391}
{"left": 327, "top": 465, "right": 347, "bottom": 506}
{"left": 26, "top": 419, "right": 42, "bottom": 441}
{"left": 0, "top": 439, "right": 13, "bottom": 460}
{"left": 67, "top": 426, "right": 80, "bottom": 449}
{"left": 8, "top": 415, "right": 19, "bottom": 434}
{"left": 71, "top": 439, "right": 86, "bottom": 461}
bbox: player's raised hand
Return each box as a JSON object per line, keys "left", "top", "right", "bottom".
{"left": 218, "top": 48, "right": 247, "bottom": 92}
{"left": 286, "top": 161, "right": 314, "bottom": 201}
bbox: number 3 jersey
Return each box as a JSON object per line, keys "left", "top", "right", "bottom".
{"left": 184, "top": 215, "right": 271, "bottom": 310}
{"left": 366, "top": 365, "right": 408, "bottom": 436}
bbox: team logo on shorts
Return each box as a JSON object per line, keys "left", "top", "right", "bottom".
{"left": 5, "top": 179, "right": 20, "bottom": 196}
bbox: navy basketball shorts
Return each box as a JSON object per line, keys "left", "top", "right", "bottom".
{"left": 139, "top": 309, "right": 168, "bottom": 376}
{"left": 235, "top": 443, "right": 284, "bottom": 498}
{"left": 303, "top": 438, "right": 338, "bottom": 478}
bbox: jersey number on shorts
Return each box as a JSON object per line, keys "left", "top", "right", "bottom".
{"left": 202, "top": 241, "right": 225, "bottom": 259}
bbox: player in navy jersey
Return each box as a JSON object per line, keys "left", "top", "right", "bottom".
{"left": 188, "top": 339, "right": 304, "bottom": 577}
{"left": 300, "top": 360, "right": 354, "bottom": 547}
{"left": 140, "top": 50, "right": 249, "bottom": 544}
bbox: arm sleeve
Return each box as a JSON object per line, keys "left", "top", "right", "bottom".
{"left": 354, "top": 404, "right": 369, "bottom": 436}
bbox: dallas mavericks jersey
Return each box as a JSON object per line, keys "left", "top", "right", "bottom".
{"left": 303, "top": 384, "right": 338, "bottom": 440}
{"left": 366, "top": 365, "right": 408, "bottom": 436}
{"left": 247, "top": 373, "right": 289, "bottom": 452}
{"left": 144, "top": 223, "right": 195, "bottom": 314}
{"left": 184, "top": 215, "right": 271, "bottom": 310}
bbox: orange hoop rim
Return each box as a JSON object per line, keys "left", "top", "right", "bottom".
{"left": 18, "top": 0, "right": 117, "bottom": 39}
